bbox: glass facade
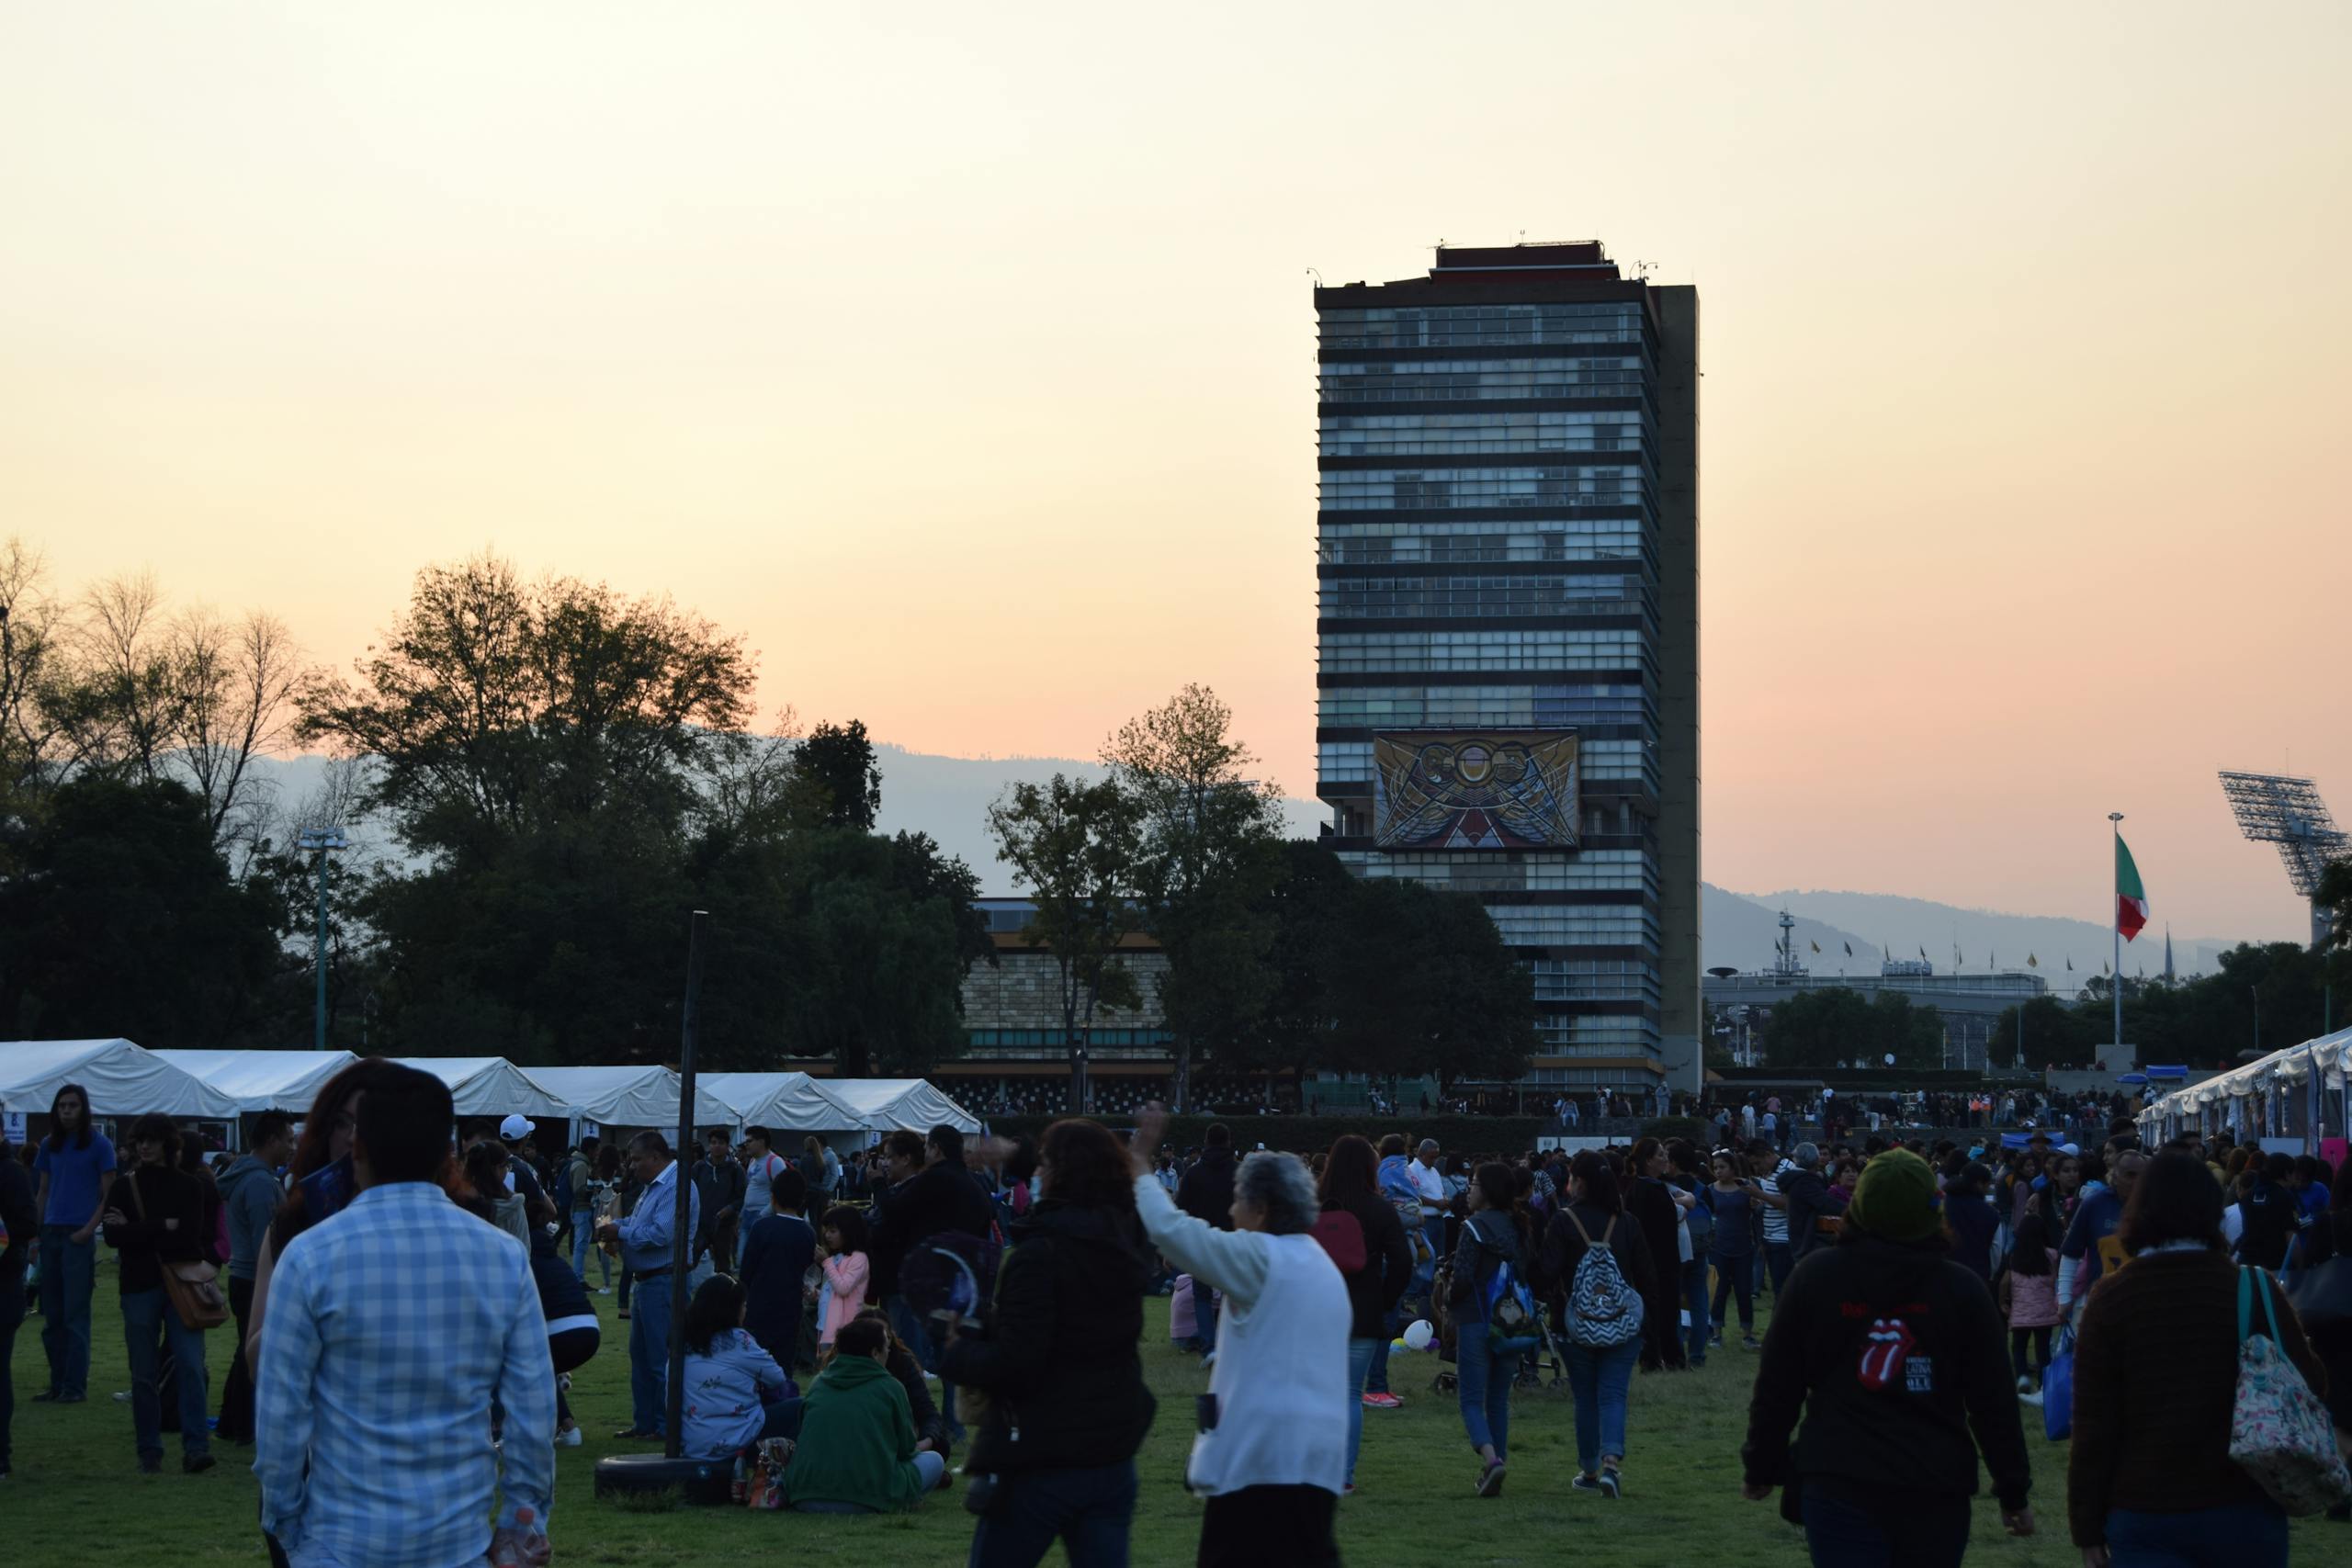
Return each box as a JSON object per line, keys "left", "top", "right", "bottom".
{"left": 1317, "top": 255, "right": 1679, "bottom": 1066}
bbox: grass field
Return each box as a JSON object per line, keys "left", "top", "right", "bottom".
{"left": 5, "top": 1259, "right": 2326, "bottom": 1564}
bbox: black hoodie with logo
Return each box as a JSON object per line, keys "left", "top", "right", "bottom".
{"left": 1741, "top": 1234, "right": 2030, "bottom": 1522}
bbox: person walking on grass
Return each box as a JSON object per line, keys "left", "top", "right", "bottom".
{"left": 1130, "top": 1103, "right": 1349, "bottom": 1568}
{"left": 257, "top": 1064, "right": 555, "bottom": 1568}
{"left": 1704, "top": 1149, "right": 1763, "bottom": 1351}
{"left": 101, "top": 1114, "right": 215, "bottom": 1475}
{"left": 213, "top": 1111, "right": 292, "bottom": 1446}
{"left": 1318, "top": 1134, "right": 1414, "bottom": 1488}
{"left": 2066, "top": 1151, "right": 2327, "bottom": 1567}
{"left": 32, "top": 1081, "right": 114, "bottom": 1406}
{"left": 1449, "top": 1161, "right": 1541, "bottom": 1498}
{"left": 1541, "top": 1150, "right": 1656, "bottom": 1500}
{"left": 1741, "top": 1147, "right": 2033, "bottom": 1568}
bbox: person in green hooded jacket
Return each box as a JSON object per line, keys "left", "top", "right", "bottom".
{"left": 785, "top": 1315, "right": 948, "bottom": 1514}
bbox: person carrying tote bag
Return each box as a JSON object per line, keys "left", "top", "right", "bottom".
{"left": 2228, "top": 1264, "right": 2352, "bottom": 1516}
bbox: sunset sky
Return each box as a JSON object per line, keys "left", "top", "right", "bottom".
{"left": 3, "top": 4, "right": 2346, "bottom": 943}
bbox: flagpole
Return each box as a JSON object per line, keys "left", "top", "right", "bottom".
{"left": 2109, "top": 812, "right": 2125, "bottom": 1056}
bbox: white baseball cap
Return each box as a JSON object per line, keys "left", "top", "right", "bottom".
{"left": 499, "top": 1113, "right": 536, "bottom": 1140}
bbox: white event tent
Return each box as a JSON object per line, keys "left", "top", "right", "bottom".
{"left": 828, "top": 1077, "right": 981, "bottom": 1134}
{"left": 526, "top": 1066, "right": 732, "bottom": 1133}
{"left": 0, "top": 1038, "right": 244, "bottom": 1122}
{"left": 699, "top": 1071, "right": 866, "bottom": 1134}
{"left": 392, "top": 1056, "right": 571, "bottom": 1121}
{"left": 150, "top": 1050, "right": 359, "bottom": 1114}
{"left": 2137, "top": 1026, "right": 2352, "bottom": 1151}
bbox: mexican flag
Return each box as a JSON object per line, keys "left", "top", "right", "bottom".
{"left": 2115, "top": 834, "right": 2150, "bottom": 942}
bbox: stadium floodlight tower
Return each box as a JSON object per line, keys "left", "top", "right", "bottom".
{"left": 2218, "top": 771, "right": 2349, "bottom": 950}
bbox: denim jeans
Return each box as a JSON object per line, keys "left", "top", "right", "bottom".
{"left": 571, "top": 1210, "right": 609, "bottom": 1284}
{"left": 0, "top": 1267, "right": 23, "bottom": 1472}
{"left": 1800, "top": 1485, "right": 1970, "bottom": 1568}
{"left": 967, "top": 1458, "right": 1138, "bottom": 1568}
{"left": 1763, "top": 1241, "right": 1795, "bottom": 1300}
{"left": 1680, "top": 1257, "right": 1711, "bottom": 1364}
{"left": 1562, "top": 1337, "right": 1639, "bottom": 1472}
{"left": 628, "top": 1275, "right": 673, "bottom": 1433}
{"left": 1710, "top": 1250, "right": 1756, "bottom": 1332}
{"left": 1455, "top": 1321, "right": 1536, "bottom": 1458}
{"left": 38, "top": 1225, "right": 96, "bottom": 1398}
{"left": 121, "top": 1286, "right": 209, "bottom": 1461}
{"left": 1344, "top": 1337, "right": 1379, "bottom": 1481}
{"left": 2106, "top": 1502, "right": 2288, "bottom": 1568}
{"left": 1364, "top": 1315, "right": 1393, "bottom": 1393}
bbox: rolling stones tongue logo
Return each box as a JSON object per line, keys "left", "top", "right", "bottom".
{"left": 1857, "top": 1317, "right": 1917, "bottom": 1391}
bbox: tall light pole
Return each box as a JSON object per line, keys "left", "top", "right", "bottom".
{"left": 297, "top": 828, "right": 347, "bottom": 1051}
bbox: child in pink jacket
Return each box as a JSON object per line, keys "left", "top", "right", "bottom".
{"left": 815, "top": 1205, "right": 871, "bottom": 1348}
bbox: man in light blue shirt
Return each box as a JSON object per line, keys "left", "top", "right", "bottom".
{"left": 256, "top": 1064, "right": 554, "bottom": 1568}
{"left": 597, "top": 1129, "right": 699, "bottom": 1440}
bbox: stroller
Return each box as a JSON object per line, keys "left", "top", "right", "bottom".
{"left": 1429, "top": 1258, "right": 1568, "bottom": 1395}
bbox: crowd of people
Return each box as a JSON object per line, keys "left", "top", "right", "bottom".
{"left": 3, "top": 1069, "right": 2349, "bottom": 1567}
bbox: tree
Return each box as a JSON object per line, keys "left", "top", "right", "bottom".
{"left": 797, "top": 719, "right": 883, "bottom": 831}
{"left": 1256, "top": 840, "right": 1357, "bottom": 1086}
{"left": 986, "top": 773, "right": 1145, "bottom": 1114}
{"left": 299, "top": 554, "right": 753, "bottom": 856}
{"left": 1102, "top": 684, "right": 1287, "bottom": 1109}
{"left": 0, "top": 775, "right": 285, "bottom": 1045}
{"left": 1758, "top": 987, "right": 1939, "bottom": 1071}
{"left": 1989, "top": 995, "right": 2101, "bottom": 1071}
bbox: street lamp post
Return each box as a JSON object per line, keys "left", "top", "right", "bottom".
{"left": 297, "top": 829, "right": 348, "bottom": 1051}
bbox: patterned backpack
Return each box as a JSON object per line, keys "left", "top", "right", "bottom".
{"left": 1560, "top": 1210, "right": 1644, "bottom": 1348}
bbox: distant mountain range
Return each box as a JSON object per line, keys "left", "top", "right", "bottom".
{"left": 248, "top": 747, "right": 2254, "bottom": 986}
{"left": 1702, "top": 885, "right": 2243, "bottom": 991}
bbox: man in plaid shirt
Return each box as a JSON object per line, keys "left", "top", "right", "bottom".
{"left": 257, "top": 1064, "right": 556, "bottom": 1568}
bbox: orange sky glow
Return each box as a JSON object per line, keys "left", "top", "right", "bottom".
{"left": 3, "top": 3, "right": 2346, "bottom": 944}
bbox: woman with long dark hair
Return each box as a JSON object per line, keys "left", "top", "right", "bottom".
{"left": 1318, "top": 1133, "right": 1414, "bottom": 1491}
{"left": 31, "top": 1080, "right": 114, "bottom": 1404}
{"left": 942, "top": 1117, "right": 1158, "bottom": 1567}
{"left": 678, "top": 1272, "right": 797, "bottom": 1461}
{"left": 99, "top": 1114, "right": 215, "bottom": 1473}
{"left": 1541, "top": 1150, "right": 1657, "bottom": 1498}
{"left": 1448, "top": 1161, "right": 1538, "bottom": 1496}
{"left": 244, "top": 1057, "right": 412, "bottom": 1377}
{"left": 1624, "top": 1136, "right": 1687, "bottom": 1371}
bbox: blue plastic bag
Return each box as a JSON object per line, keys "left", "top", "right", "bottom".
{"left": 2042, "top": 1326, "right": 2075, "bottom": 1441}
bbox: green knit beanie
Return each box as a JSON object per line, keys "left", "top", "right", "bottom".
{"left": 1846, "top": 1149, "right": 1941, "bottom": 1243}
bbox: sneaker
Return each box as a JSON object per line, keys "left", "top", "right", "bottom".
{"left": 2016, "top": 1374, "right": 2034, "bottom": 1394}
{"left": 1708, "top": 1330, "right": 1724, "bottom": 1348}
{"left": 1599, "top": 1467, "right": 1623, "bottom": 1499}
{"left": 1570, "top": 1472, "right": 1605, "bottom": 1496}
{"left": 1476, "top": 1461, "right": 1506, "bottom": 1498}
{"left": 2018, "top": 1390, "right": 2044, "bottom": 1408}
{"left": 612, "top": 1427, "right": 656, "bottom": 1440}
{"left": 138, "top": 1454, "right": 163, "bottom": 1475}
{"left": 112, "top": 1391, "right": 132, "bottom": 1404}
{"left": 1201, "top": 1351, "right": 1216, "bottom": 1372}
{"left": 557, "top": 1427, "right": 583, "bottom": 1447}
{"left": 1742, "top": 1335, "right": 1761, "bottom": 1351}
{"left": 1342, "top": 1482, "right": 1356, "bottom": 1495}
{"left": 597, "top": 1287, "right": 613, "bottom": 1295}
{"left": 1363, "top": 1392, "right": 1403, "bottom": 1409}
{"left": 183, "top": 1454, "right": 217, "bottom": 1475}
{"left": 31, "top": 1390, "right": 61, "bottom": 1403}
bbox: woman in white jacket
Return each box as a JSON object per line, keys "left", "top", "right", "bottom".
{"left": 1128, "top": 1104, "right": 1350, "bottom": 1568}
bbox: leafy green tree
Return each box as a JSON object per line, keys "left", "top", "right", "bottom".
{"left": 0, "top": 776, "right": 285, "bottom": 1046}
{"left": 798, "top": 719, "right": 883, "bottom": 831}
{"left": 300, "top": 554, "right": 753, "bottom": 857}
{"left": 985, "top": 773, "right": 1145, "bottom": 1114}
{"left": 1254, "top": 840, "right": 1358, "bottom": 1084}
{"left": 1102, "top": 684, "right": 1287, "bottom": 1110}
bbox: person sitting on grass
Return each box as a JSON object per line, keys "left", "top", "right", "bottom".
{"left": 680, "top": 1272, "right": 799, "bottom": 1462}
{"left": 783, "top": 1314, "right": 948, "bottom": 1514}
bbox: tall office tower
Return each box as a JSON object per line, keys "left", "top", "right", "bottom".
{"left": 1313, "top": 243, "right": 1701, "bottom": 1093}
